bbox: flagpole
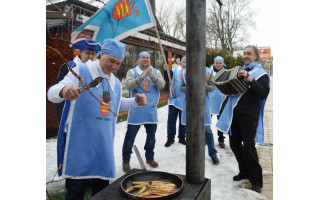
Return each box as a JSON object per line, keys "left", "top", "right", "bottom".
{"left": 154, "top": 26, "right": 176, "bottom": 98}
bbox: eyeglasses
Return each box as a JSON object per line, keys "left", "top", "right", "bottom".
{"left": 83, "top": 50, "right": 96, "bottom": 56}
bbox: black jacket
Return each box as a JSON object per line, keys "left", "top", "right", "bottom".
{"left": 233, "top": 74, "right": 269, "bottom": 119}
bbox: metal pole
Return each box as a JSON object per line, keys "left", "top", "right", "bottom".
{"left": 149, "top": 0, "right": 155, "bottom": 14}
{"left": 186, "top": 0, "right": 206, "bottom": 184}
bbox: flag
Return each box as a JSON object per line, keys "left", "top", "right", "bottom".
{"left": 71, "top": 0, "right": 156, "bottom": 43}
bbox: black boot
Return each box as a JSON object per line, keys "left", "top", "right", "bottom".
{"left": 219, "top": 141, "right": 225, "bottom": 148}
{"left": 165, "top": 136, "right": 175, "bottom": 147}
{"left": 178, "top": 136, "right": 186, "bottom": 145}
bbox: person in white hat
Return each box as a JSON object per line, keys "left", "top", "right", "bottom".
{"left": 47, "top": 39, "right": 147, "bottom": 199}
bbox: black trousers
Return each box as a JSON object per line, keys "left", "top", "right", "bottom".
{"left": 229, "top": 114, "right": 263, "bottom": 187}
{"left": 65, "top": 178, "right": 109, "bottom": 200}
{"left": 217, "top": 115, "right": 225, "bottom": 142}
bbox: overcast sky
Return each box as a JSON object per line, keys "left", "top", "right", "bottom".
{"left": 47, "top": 0, "right": 272, "bottom": 48}
{"left": 249, "top": 0, "right": 273, "bottom": 47}
{"left": 155, "top": 0, "right": 273, "bottom": 48}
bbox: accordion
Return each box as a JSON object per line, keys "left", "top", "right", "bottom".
{"left": 212, "top": 66, "right": 248, "bottom": 96}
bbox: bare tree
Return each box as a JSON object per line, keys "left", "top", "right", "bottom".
{"left": 207, "top": 0, "right": 255, "bottom": 53}
{"left": 156, "top": 0, "right": 175, "bottom": 36}
{"left": 156, "top": 0, "right": 186, "bottom": 41}
{"left": 172, "top": 7, "right": 186, "bottom": 41}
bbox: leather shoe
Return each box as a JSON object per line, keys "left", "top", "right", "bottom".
{"left": 233, "top": 174, "right": 248, "bottom": 181}
{"left": 122, "top": 162, "right": 131, "bottom": 172}
{"left": 146, "top": 160, "right": 159, "bottom": 168}
{"left": 252, "top": 185, "right": 262, "bottom": 193}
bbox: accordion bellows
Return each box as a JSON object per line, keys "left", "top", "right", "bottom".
{"left": 212, "top": 66, "right": 248, "bottom": 96}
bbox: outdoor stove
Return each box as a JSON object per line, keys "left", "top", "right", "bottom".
{"left": 91, "top": 168, "right": 211, "bottom": 200}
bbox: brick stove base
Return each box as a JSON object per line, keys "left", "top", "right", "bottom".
{"left": 91, "top": 168, "right": 211, "bottom": 200}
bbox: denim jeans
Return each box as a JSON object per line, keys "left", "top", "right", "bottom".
{"left": 65, "top": 178, "right": 109, "bottom": 200}
{"left": 205, "top": 125, "right": 217, "bottom": 158}
{"left": 122, "top": 124, "right": 157, "bottom": 163}
{"left": 167, "top": 105, "right": 186, "bottom": 138}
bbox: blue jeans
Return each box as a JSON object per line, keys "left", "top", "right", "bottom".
{"left": 167, "top": 105, "right": 186, "bottom": 138}
{"left": 205, "top": 125, "right": 217, "bottom": 158}
{"left": 122, "top": 124, "right": 157, "bottom": 163}
{"left": 65, "top": 178, "right": 109, "bottom": 200}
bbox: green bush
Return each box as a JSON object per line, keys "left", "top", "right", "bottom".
{"left": 206, "top": 48, "right": 244, "bottom": 69}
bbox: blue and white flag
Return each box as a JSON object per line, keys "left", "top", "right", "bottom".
{"left": 71, "top": 0, "right": 156, "bottom": 43}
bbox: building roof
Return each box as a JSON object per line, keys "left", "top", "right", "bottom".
{"left": 46, "top": 0, "right": 186, "bottom": 51}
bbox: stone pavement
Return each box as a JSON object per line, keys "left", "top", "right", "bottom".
{"left": 258, "top": 78, "right": 273, "bottom": 199}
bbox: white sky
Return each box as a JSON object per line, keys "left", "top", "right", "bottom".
{"left": 248, "top": 0, "right": 273, "bottom": 48}
{"left": 155, "top": 0, "right": 273, "bottom": 48}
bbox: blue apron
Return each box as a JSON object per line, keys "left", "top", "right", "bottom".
{"left": 127, "top": 67, "right": 160, "bottom": 124}
{"left": 57, "top": 63, "right": 121, "bottom": 179}
{"left": 168, "top": 66, "right": 185, "bottom": 110}
{"left": 208, "top": 67, "right": 227, "bottom": 115}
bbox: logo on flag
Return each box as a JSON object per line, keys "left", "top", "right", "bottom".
{"left": 71, "top": 0, "right": 156, "bottom": 43}
{"left": 100, "top": 100, "right": 110, "bottom": 116}
{"left": 142, "top": 80, "right": 150, "bottom": 91}
{"left": 112, "top": 0, "right": 132, "bottom": 21}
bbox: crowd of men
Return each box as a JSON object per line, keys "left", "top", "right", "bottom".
{"left": 47, "top": 38, "right": 269, "bottom": 199}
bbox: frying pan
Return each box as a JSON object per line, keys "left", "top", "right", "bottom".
{"left": 121, "top": 145, "right": 184, "bottom": 200}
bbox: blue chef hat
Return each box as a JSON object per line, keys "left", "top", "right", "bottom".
{"left": 138, "top": 51, "right": 150, "bottom": 58}
{"left": 214, "top": 56, "right": 227, "bottom": 67}
{"left": 214, "top": 56, "right": 224, "bottom": 63}
{"left": 70, "top": 38, "right": 101, "bottom": 53}
{"left": 101, "top": 39, "right": 126, "bottom": 60}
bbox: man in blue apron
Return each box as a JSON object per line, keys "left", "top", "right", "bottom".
{"left": 216, "top": 45, "right": 270, "bottom": 193}
{"left": 122, "top": 51, "right": 166, "bottom": 172}
{"left": 208, "top": 56, "right": 227, "bottom": 148}
{"left": 163, "top": 55, "right": 187, "bottom": 147}
{"left": 47, "top": 39, "right": 147, "bottom": 200}
{"left": 56, "top": 38, "right": 101, "bottom": 121}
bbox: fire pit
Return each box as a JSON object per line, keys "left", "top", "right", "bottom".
{"left": 90, "top": 169, "right": 211, "bottom": 200}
